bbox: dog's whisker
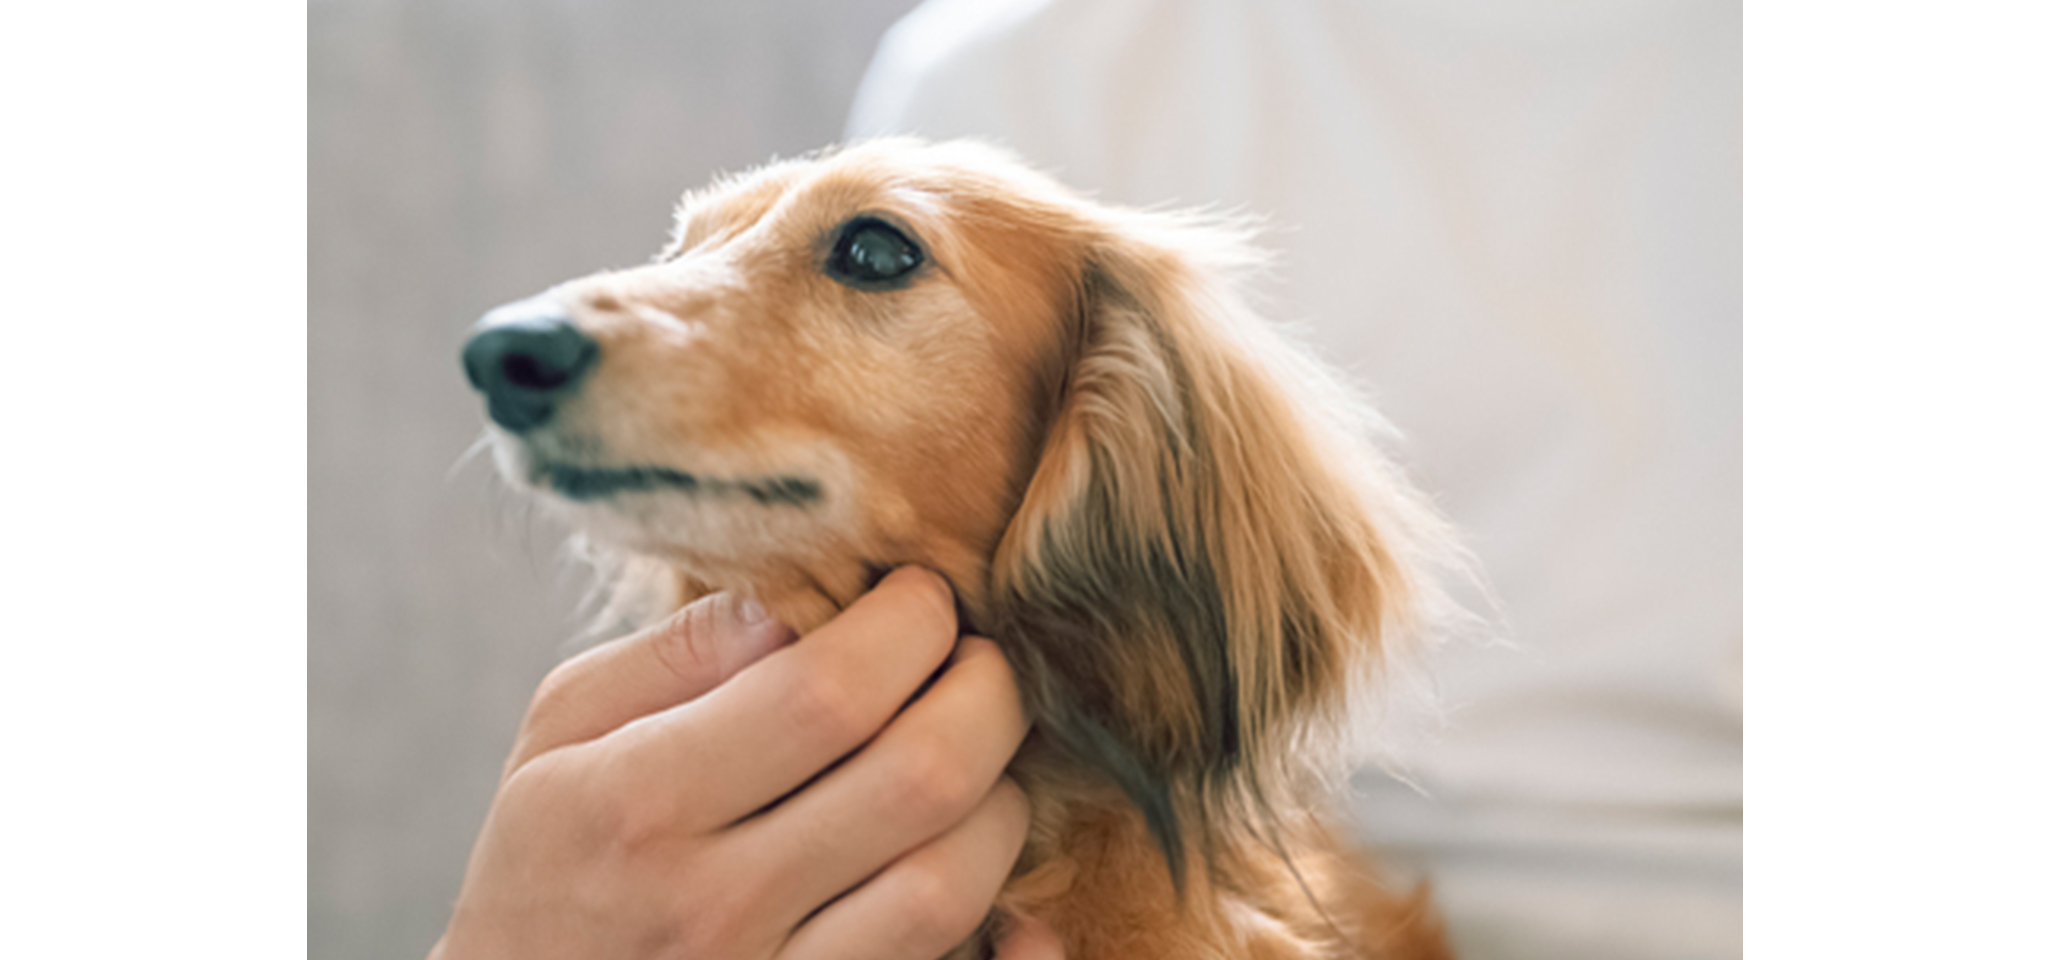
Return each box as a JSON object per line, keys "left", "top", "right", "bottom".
{"left": 445, "top": 431, "right": 496, "bottom": 484}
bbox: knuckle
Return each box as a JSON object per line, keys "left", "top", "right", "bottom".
{"left": 894, "top": 861, "right": 985, "bottom": 948}
{"left": 784, "top": 669, "right": 865, "bottom": 743}
{"left": 524, "top": 659, "right": 582, "bottom": 725}
{"left": 494, "top": 753, "right": 555, "bottom": 812}
{"left": 553, "top": 755, "right": 669, "bottom": 855}
{"left": 890, "top": 747, "right": 980, "bottom": 824}
{"left": 889, "top": 567, "right": 958, "bottom": 641}
{"left": 496, "top": 750, "right": 597, "bottom": 829}
{"left": 954, "top": 636, "right": 1018, "bottom": 690}
{"left": 598, "top": 789, "right": 673, "bottom": 855}
{"left": 664, "top": 870, "right": 775, "bottom": 960}
{"left": 664, "top": 907, "right": 737, "bottom": 960}
{"left": 990, "top": 776, "right": 1032, "bottom": 824}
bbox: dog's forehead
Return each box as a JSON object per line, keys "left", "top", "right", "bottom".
{"left": 802, "top": 167, "right": 956, "bottom": 233}
{"left": 665, "top": 163, "right": 804, "bottom": 257}
{"left": 675, "top": 146, "right": 1052, "bottom": 245}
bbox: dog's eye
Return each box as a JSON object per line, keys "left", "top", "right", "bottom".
{"left": 826, "top": 218, "right": 923, "bottom": 287}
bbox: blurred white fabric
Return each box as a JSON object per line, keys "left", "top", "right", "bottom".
{"left": 847, "top": 1, "right": 1740, "bottom": 958}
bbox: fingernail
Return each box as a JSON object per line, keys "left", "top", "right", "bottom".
{"left": 738, "top": 597, "right": 769, "bottom": 624}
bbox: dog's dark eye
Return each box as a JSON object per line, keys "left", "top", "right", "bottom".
{"left": 826, "top": 218, "right": 923, "bottom": 287}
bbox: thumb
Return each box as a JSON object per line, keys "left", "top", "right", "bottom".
{"left": 506, "top": 592, "right": 796, "bottom": 773}
{"left": 654, "top": 592, "right": 800, "bottom": 696}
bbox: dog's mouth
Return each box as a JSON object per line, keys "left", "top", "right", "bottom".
{"left": 535, "top": 461, "right": 824, "bottom": 507}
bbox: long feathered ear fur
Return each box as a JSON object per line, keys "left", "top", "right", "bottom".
{"left": 988, "top": 211, "right": 1453, "bottom": 885}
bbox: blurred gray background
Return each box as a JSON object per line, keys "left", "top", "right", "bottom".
{"left": 310, "top": 2, "right": 920, "bottom": 956}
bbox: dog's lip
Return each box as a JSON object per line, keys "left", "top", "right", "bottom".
{"left": 535, "top": 460, "right": 824, "bottom": 507}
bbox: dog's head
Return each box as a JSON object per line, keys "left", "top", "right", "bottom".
{"left": 464, "top": 138, "right": 1451, "bottom": 877}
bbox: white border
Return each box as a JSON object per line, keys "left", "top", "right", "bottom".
{"left": 1748, "top": 2, "right": 2048, "bottom": 956}
{"left": 0, "top": 3, "right": 306, "bottom": 957}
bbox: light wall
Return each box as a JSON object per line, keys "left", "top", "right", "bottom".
{"left": 309, "top": 3, "right": 920, "bottom": 956}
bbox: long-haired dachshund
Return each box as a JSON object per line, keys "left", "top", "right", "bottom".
{"left": 463, "top": 139, "right": 1457, "bottom": 959}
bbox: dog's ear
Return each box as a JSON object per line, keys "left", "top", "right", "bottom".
{"left": 988, "top": 215, "right": 1446, "bottom": 882}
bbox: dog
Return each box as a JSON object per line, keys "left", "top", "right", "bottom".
{"left": 462, "top": 138, "right": 1458, "bottom": 959}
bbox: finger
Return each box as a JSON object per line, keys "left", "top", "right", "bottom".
{"left": 730, "top": 636, "right": 1028, "bottom": 923}
{"left": 993, "top": 913, "right": 1066, "bottom": 960}
{"left": 603, "top": 566, "right": 960, "bottom": 832}
{"left": 506, "top": 591, "right": 795, "bottom": 774}
{"left": 777, "top": 778, "right": 1032, "bottom": 960}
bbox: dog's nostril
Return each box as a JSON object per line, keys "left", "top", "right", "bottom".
{"left": 462, "top": 301, "right": 601, "bottom": 432}
{"left": 502, "top": 352, "right": 572, "bottom": 391}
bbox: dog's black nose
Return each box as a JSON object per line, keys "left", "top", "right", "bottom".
{"left": 462, "top": 302, "right": 600, "bottom": 433}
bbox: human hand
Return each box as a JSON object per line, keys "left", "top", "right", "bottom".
{"left": 430, "top": 567, "right": 1063, "bottom": 960}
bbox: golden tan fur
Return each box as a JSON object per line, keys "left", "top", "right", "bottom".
{"left": 484, "top": 138, "right": 1457, "bottom": 959}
